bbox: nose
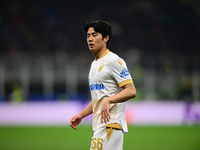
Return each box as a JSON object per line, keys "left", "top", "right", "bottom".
{"left": 88, "top": 36, "right": 93, "bottom": 41}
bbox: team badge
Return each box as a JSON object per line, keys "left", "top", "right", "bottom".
{"left": 118, "top": 60, "right": 122, "bottom": 66}
{"left": 98, "top": 62, "right": 104, "bottom": 72}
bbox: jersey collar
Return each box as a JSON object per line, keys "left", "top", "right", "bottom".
{"left": 96, "top": 49, "right": 110, "bottom": 61}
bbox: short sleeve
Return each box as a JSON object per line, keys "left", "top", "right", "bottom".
{"left": 111, "top": 58, "right": 133, "bottom": 88}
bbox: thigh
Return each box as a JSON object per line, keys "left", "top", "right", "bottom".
{"left": 90, "top": 128, "right": 124, "bottom": 150}
{"left": 104, "top": 129, "right": 124, "bottom": 150}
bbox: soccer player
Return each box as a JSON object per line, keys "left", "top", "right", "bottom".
{"left": 69, "top": 20, "right": 136, "bottom": 150}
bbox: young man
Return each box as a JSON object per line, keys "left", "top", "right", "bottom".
{"left": 70, "top": 20, "right": 136, "bottom": 150}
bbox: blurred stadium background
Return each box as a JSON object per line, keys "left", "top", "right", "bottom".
{"left": 0, "top": 0, "right": 200, "bottom": 150}
{"left": 0, "top": 0, "right": 200, "bottom": 102}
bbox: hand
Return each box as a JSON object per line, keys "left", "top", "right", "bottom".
{"left": 69, "top": 114, "right": 83, "bottom": 130}
{"left": 101, "top": 99, "right": 111, "bottom": 124}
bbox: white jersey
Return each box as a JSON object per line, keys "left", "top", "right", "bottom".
{"left": 88, "top": 49, "right": 133, "bottom": 133}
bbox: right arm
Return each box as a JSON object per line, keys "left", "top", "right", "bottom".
{"left": 69, "top": 101, "right": 93, "bottom": 130}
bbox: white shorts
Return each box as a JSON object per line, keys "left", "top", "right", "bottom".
{"left": 90, "top": 127, "right": 124, "bottom": 150}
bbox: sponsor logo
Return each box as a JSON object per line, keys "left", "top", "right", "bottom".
{"left": 90, "top": 84, "right": 104, "bottom": 91}
{"left": 120, "top": 69, "right": 129, "bottom": 77}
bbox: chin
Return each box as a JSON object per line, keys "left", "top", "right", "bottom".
{"left": 89, "top": 48, "right": 93, "bottom": 52}
{"left": 89, "top": 48, "right": 96, "bottom": 52}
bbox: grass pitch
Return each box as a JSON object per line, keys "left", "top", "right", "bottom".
{"left": 0, "top": 125, "right": 199, "bottom": 150}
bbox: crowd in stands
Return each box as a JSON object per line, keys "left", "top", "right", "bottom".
{"left": 0, "top": 0, "right": 199, "bottom": 101}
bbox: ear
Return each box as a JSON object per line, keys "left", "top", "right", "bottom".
{"left": 103, "top": 35, "right": 109, "bottom": 43}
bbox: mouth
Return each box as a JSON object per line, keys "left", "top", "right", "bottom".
{"left": 89, "top": 43, "right": 94, "bottom": 48}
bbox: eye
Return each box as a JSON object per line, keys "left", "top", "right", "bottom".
{"left": 92, "top": 33, "right": 97, "bottom": 37}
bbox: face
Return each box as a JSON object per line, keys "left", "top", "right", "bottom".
{"left": 86, "top": 27, "right": 108, "bottom": 53}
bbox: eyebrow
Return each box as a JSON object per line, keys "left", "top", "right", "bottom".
{"left": 87, "top": 31, "right": 98, "bottom": 35}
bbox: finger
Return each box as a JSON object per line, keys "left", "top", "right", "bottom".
{"left": 69, "top": 118, "right": 77, "bottom": 130}
{"left": 107, "top": 110, "right": 111, "bottom": 119}
{"left": 72, "top": 126, "right": 77, "bottom": 130}
{"left": 70, "top": 124, "right": 77, "bottom": 130}
{"left": 105, "top": 110, "right": 110, "bottom": 123}
{"left": 69, "top": 121, "right": 77, "bottom": 130}
{"left": 104, "top": 111, "right": 108, "bottom": 124}
{"left": 69, "top": 119, "right": 75, "bottom": 127}
{"left": 102, "top": 111, "right": 108, "bottom": 124}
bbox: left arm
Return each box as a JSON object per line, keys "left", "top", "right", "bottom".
{"left": 101, "top": 83, "right": 136, "bottom": 123}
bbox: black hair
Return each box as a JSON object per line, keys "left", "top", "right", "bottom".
{"left": 84, "top": 20, "right": 111, "bottom": 48}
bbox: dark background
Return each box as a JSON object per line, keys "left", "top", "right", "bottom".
{"left": 0, "top": 0, "right": 199, "bottom": 102}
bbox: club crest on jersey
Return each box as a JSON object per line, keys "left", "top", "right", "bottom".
{"left": 98, "top": 62, "right": 104, "bottom": 72}
{"left": 120, "top": 68, "right": 129, "bottom": 77}
{"left": 118, "top": 60, "right": 122, "bottom": 66}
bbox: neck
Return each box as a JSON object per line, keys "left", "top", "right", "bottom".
{"left": 93, "top": 47, "right": 108, "bottom": 60}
